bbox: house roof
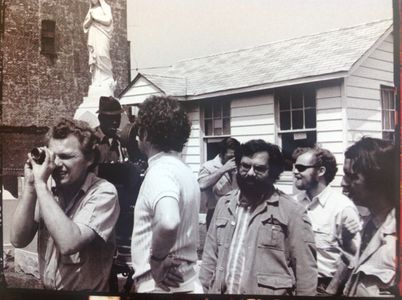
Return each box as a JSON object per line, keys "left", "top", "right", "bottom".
{"left": 124, "top": 19, "right": 392, "bottom": 100}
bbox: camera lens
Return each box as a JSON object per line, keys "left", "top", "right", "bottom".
{"left": 31, "top": 148, "right": 46, "bottom": 164}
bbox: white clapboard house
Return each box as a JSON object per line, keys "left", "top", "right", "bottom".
{"left": 120, "top": 19, "right": 395, "bottom": 193}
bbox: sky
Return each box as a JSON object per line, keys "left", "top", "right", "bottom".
{"left": 127, "top": 0, "right": 393, "bottom": 78}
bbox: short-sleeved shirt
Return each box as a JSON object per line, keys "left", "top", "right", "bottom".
{"left": 37, "top": 172, "right": 120, "bottom": 291}
{"left": 198, "top": 155, "right": 237, "bottom": 210}
{"left": 131, "top": 152, "right": 200, "bottom": 286}
{"left": 295, "top": 185, "right": 361, "bottom": 278}
{"left": 95, "top": 127, "right": 126, "bottom": 163}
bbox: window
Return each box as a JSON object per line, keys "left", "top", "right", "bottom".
{"left": 41, "top": 20, "right": 56, "bottom": 56}
{"left": 276, "top": 86, "right": 317, "bottom": 170}
{"left": 202, "top": 101, "right": 231, "bottom": 160}
{"left": 203, "top": 101, "right": 231, "bottom": 136}
{"left": 381, "top": 86, "right": 396, "bottom": 141}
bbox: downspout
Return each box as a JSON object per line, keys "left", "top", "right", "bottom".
{"left": 0, "top": 0, "right": 7, "bottom": 288}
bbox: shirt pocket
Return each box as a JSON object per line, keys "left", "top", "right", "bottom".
{"left": 215, "top": 217, "right": 229, "bottom": 246}
{"left": 257, "top": 224, "right": 285, "bottom": 251}
{"left": 313, "top": 223, "right": 336, "bottom": 250}
{"left": 256, "top": 273, "right": 294, "bottom": 295}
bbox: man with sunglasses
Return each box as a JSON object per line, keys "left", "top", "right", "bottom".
{"left": 200, "top": 139, "right": 317, "bottom": 295}
{"left": 293, "top": 146, "right": 361, "bottom": 294}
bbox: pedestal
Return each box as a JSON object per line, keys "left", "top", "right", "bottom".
{"left": 74, "top": 79, "right": 116, "bottom": 128}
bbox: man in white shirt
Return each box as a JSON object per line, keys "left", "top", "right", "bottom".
{"left": 293, "top": 146, "right": 361, "bottom": 294}
{"left": 198, "top": 137, "right": 240, "bottom": 230}
{"left": 130, "top": 96, "right": 202, "bottom": 293}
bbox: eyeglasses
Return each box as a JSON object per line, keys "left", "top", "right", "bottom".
{"left": 239, "top": 162, "right": 268, "bottom": 175}
{"left": 294, "top": 164, "right": 320, "bottom": 172}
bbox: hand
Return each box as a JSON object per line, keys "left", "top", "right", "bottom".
{"left": 342, "top": 217, "right": 361, "bottom": 241}
{"left": 222, "top": 158, "right": 236, "bottom": 173}
{"left": 150, "top": 254, "right": 184, "bottom": 292}
{"left": 24, "top": 155, "right": 35, "bottom": 186}
{"left": 31, "top": 147, "right": 56, "bottom": 185}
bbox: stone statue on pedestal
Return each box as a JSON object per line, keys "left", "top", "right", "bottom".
{"left": 83, "top": 0, "right": 115, "bottom": 91}
{"left": 75, "top": 0, "right": 117, "bottom": 127}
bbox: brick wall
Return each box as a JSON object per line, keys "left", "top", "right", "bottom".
{"left": 1, "top": 0, "right": 129, "bottom": 127}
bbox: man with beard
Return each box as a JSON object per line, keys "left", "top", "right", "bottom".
{"left": 199, "top": 139, "right": 317, "bottom": 295}
{"left": 341, "top": 137, "right": 397, "bottom": 297}
{"left": 11, "top": 118, "right": 120, "bottom": 291}
{"left": 198, "top": 137, "right": 240, "bottom": 230}
{"left": 292, "top": 146, "right": 361, "bottom": 294}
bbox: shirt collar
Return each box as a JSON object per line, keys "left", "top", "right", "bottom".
{"left": 213, "top": 154, "right": 223, "bottom": 167}
{"left": 300, "top": 185, "right": 332, "bottom": 207}
{"left": 51, "top": 172, "right": 94, "bottom": 197}
{"left": 147, "top": 151, "right": 180, "bottom": 167}
{"left": 95, "top": 126, "right": 107, "bottom": 142}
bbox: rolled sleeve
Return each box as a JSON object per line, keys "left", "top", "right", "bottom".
{"left": 74, "top": 181, "right": 120, "bottom": 242}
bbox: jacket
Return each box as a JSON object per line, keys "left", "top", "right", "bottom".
{"left": 344, "top": 208, "right": 396, "bottom": 297}
{"left": 199, "top": 189, "right": 318, "bottom": 296}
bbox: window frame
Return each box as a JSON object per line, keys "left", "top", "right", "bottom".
{"left": 202, "top": 100, "right": 231, "bottom": 138}
{"left": 380, "top": 85, "right": 396, "bottom": 141}
{"left": 274, "top": 85, "right": 317, "bottom": 171}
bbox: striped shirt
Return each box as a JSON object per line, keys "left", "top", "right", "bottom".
{"left": 225, "top": 196, "right": 252, "bottom": 294}
{"left": 131, "top": 151, "right": 200, "bottom": 289}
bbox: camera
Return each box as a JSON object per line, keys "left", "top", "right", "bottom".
{"left": 31, "top": 147, "right": 46, "bottom": 164}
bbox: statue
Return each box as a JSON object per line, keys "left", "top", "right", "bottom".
{"left": 75, "top": 0, "right": 117, "bottom": 127}
{"left": 83, "top": 0, "right": 114, "bottom": 88}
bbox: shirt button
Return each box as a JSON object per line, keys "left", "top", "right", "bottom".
{"left": 219, "top": 266, "right": 224, "bottom": 271}
{"left": 231, "top": 221, "right": 236, "bottom": 226}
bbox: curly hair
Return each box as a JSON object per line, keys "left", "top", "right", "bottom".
{"left": 135, "top": 96, "right": 191, "bottom": 152}
{"left": 47, "top": 117, "right": 99, "bottom": 167}
{"left": 345, "top": 137, "right": 396, "bottom": 204}
{"left": 292, "top": 146, "right": 338, "bottom": 184}
{"left": 235, "top": 139, "right": 285, "bottom": 183}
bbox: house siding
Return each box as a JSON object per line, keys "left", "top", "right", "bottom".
{"left": 231, "top": 93, "right": 275, "bottom": 143}
{"left": 182, "top": 103, "right": 202, "bottom": 175}
{"left": 346, "top": 33, "right": 393, "bottom": 143}
{"left": 315, "top": 82, "right": 345, "bottom": 188}
{"left": 120, "top": 77, "right": 163, "bottom": 104}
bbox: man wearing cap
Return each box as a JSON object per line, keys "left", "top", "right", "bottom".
{"left": 95, "top": 96, "right": 126, "bottom": 163}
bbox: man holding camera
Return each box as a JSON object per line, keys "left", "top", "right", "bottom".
{"left": 11, "top": 118, "right": 120, "bottom": 291}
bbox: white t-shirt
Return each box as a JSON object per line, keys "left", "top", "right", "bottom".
{"left": 131, "top": 151, "right": 200, "bottom": 284}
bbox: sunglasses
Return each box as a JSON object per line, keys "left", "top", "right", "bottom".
{"left": 294, "top": 164, "right": 320, "bottom": 172}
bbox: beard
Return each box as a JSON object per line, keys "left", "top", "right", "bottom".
{"left": 236, "top": 172, "right": 273, "bottom": 200}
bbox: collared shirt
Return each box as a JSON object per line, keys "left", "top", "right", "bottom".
{"left": 225, "top": 194, "right": 251, "bottom": 294}
{"left": 37, "top": 172, "right": 120, "bottom": 291}
{"left": 198, "top": 155, "right": 237, "bottom": 209}
{"left": 295, "top": 185, "right": 361, "bottom": 278}
{"left": 95, "top": 127, "right": 126, "bottom": 163}
{"left": 131, "top": 151, "right": 200, "bottom": 291}
{"left": 344, "top": 208, "right": 396, "bottom": 297}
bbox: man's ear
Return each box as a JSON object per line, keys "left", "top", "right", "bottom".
{"left": 138, "top": 128, "right": 147, "bottom": 141}
{"left": 318, "top": 166, "right": 326, "bottom": 178}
